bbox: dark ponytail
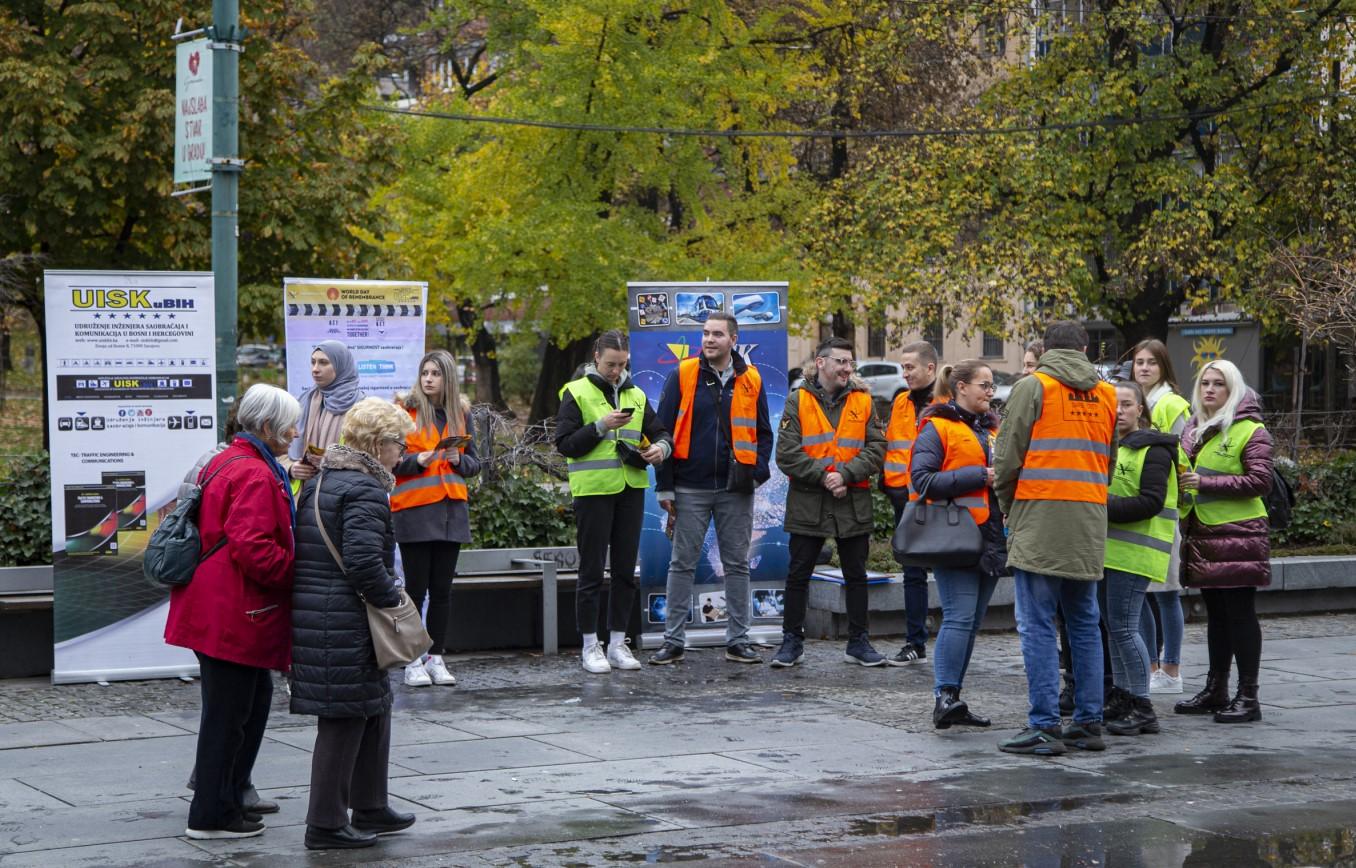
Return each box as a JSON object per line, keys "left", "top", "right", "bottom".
{"left": 594, "top": 329, "right": 629, "bottom": 356}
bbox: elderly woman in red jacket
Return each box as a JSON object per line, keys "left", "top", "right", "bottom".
{"left": 165, "top": 384, "right": 301, "bottom": 841}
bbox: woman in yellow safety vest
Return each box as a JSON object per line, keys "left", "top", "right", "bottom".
{"left": 1174, "top": 359, "right": 1274, "bottom": 724}
{"left": 1100, "top": 381, "right": 1178, "bottom": 737}
{"left": 391, "top": 350, "right": 480, "bottom": 688}
{"left": 1129, "top": 338, "right": 1191, "bottom": 696}
{"left": 554, "top": 331, "right": 670, "bottom": 675}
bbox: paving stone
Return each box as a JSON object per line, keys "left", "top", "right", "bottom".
{"left": 0, "top": 720, "right": 95, "bottom": 750}
{"left": 56, "top": 715, "right": 195, "bottom": 741}
{"left": 531, "top": 716, "right": 905, "bottom": 761}
{"left": 388, "top": 736, "right": 597, "bottom": 776}
{"left": 0, "top": 837, "right": 223, "bottom": 867}
{"left": 0, "top": 779, "right": 70, "bottom": 813}
{"left": 263, "top": 717, "right": 481, "bottom": 752}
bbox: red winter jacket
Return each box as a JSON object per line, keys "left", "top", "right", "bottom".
{"left": 164, "top": 437, "right": 296, "bottom": 670}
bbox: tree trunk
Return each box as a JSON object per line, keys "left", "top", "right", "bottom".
{"left": 529, "top": 335, "right": 594, "bottom": 424}
{"left": 456, "top": 302, "right": 507, "bottom": 411}
{"left": 1116, "top": 272, "right": 1180, "bottom": 349}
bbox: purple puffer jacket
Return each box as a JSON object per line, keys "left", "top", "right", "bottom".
{"left": 1181, "top": 391, "right": 1273, "bottom": 589}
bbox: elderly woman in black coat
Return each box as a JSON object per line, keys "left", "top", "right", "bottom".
{"left": 292, "top": 397, "right": 416, "bottom": 851}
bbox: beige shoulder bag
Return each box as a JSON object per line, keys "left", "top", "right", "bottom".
{"left": 312, "top": 471, "right": 431, "bottom": 669}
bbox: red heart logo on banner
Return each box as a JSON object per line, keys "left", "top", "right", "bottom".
{"left": 188, "top": 52, "right": 200, "bottom": 75}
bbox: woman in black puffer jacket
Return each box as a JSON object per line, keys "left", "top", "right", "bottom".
{"left": 291, "top": 397, "right": 415, "bottom": 851}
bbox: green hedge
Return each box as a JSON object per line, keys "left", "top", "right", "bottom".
{"left": 1274, "top": 452, "right": 1356, "bottom": 551}
{"left": 0, "top": 451, "right": 51, "bottom": 566}
{"left": 468, "top": 471, "right": 574, "bottom": 550}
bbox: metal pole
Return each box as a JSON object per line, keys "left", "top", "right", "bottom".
{"left": 211, "top": 0, "right": 241, "bottom": 437}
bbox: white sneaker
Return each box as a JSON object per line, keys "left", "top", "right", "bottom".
{"left": 424, "top": 655, "right": 456, "bottom": 686}
{"left": 404, "top": 658, "right": 432, "bottom": 687}
{"left": 1150, "top": 670, "right": 1183, "bottom": 694}
{"left": 606, "top": 640, "right": 642, "bottom": 671}
{"left": 582, "top": 644, "right": 612, "bottom": 674}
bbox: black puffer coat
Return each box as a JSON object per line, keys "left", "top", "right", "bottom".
{"left": 290, "top": 445, "right": 403, "bottom": 719}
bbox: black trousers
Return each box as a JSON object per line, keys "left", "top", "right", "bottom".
{"left": 188, "top": 652, "right": 273, "bottom": 830}
{"left": 1058, "top": 604, "right": 1112, "bottom": 687}
{"left": 784, "top": 533, "right": 871, "bottom": 638}
{"left": 307, "top": 712, "right": 392, "bottom": 829}
{"left": 573, "top": 486, "right": 644, "bottom": 635}
{"left": 400, "top": 540, "right": 462, "bottom": 654}
{"left": 1201, "top": 587, "right": 1262, "bottom": 680}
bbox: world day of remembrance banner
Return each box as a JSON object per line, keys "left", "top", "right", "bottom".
{"left": 283, "top": 278, "right": 428, "bottom": 401}
{"left": 45, "top": 271, "right": 217, "bottom": 683}
{"left": 627, "top": 282, "right": 790, "bottom": 647}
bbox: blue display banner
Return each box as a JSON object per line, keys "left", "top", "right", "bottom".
{"left": 627, "top": 282, "right": 790, "bottom": 643}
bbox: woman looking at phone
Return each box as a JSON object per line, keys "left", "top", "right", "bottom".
{"left": 555, "top": 330, "right": 671, "bottom": 674}
{"left": 391, "top": 350, "right": 480, "bottom": 688}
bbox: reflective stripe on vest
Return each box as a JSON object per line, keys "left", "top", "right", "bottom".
{"left": 883, "top": 391, "right": 943, "bottom": 489}
{"left": 798, "top": 388, "right": 873, "bottom": 489}
{"left": 391, "top": 407, "right": 468, "bottom": 511}
{"left": 561, "top": 377, "right": 650, "bottom": 496}
{"left": 671, "top": 356, "right": 762, "bottom": 466}
{"left": 1189, "top": 419, "right": 1267, "bottom": 525}
{"left": 1014, "top": 373, "right": 1117, "bottom": 504}
{"left": 1105, "top": 444, "right": 1178, "bottom": 582}
{"left": 915, "top": 415, "right": 991, "bottom": 524}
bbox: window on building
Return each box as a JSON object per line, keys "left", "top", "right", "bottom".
{"left": 982, "top": 332, "right": 1004, "bottom": 358}
{"left": 867, "top": 321, "right": 886, "bottom": 358}
{"left": 923, "top": 311, "right": 944, "bottom": 356}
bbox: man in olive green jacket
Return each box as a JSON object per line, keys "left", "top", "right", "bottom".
{"left": 993, "top": 321, "right": 1117, "bottom": 757}
{"left": 773, "top": 338, "right": 887, "bottom": 667}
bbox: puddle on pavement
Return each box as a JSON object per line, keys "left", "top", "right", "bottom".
{"left": 844, "top": 791, "right": 1145, "bottom": 838}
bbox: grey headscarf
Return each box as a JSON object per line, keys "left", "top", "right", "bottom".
{"left": 290, "top": 340, "right": 363, "bottom": 460}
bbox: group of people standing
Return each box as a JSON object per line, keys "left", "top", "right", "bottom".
{"left": 165, "top": 340, "right": 480, "bottom": 850}
{"left": 161, "top": 312, "right": 1278, "bottom": 847}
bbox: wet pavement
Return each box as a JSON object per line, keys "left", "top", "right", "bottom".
{"left": 2, "top": 613, "right": 1356, "bottom": 866}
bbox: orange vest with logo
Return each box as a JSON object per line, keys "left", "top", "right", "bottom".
{"left": 883, "top": 390, "right": 943, "bottom": 489}
{"left": 798, "top": 388, "right": 873, "bottom": 489}
{"left": 391, "top": 408, "right": 468, "bottom": 511}
{"left": 916, "top": 415, "right": 991, "bottom": 524}
{"left": 1014, "top": 373, "right": 1117, "bottom": 504}
{"left": 671, "top": 356, "right": 762, "bottom": 466}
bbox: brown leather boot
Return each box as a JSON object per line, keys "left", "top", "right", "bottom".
{"left": 1213, "top": 678, "right": 1261, "bottom": 723}
{"left": 1174, "top": 670, "right": 1230, "bottom": 715}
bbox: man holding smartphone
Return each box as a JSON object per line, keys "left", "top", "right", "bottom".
{"left": 651, "top": 311, "right": 773, "bottom": 665}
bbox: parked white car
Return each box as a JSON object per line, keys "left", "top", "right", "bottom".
{"left": 855, "top": 359, "right": 909, "bottom": 401}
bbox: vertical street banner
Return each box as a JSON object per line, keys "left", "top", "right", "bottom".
{"left": 45, "top": 270, "right": 216, "bottom": 683}
{"left": 627, "top": 282, "right": 790, "bottom": 646}
{"left": 283, "top": 278, "right": 428, "bottom": 400}
{"left": 174, "top": 38, "right": 213, "bottom": 184}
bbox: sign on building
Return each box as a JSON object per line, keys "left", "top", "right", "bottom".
{"left": 174, "top": 38, "right": 213, "bottom": 184}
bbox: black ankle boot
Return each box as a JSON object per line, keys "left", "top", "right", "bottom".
{"left": 1059, "top": 676, "right": 1075, "bottom": 716}
{"left": 950, "top": 689, "right": 991, "bottom": 727}
{"left": 1175, "top": 670, "right": 1230, "bottom": 715}
{"left": 933, "top": 686, "right": 969, "bottom": 730}
{"left": 1107, "top": 696, "right": 1161, "bottom": 735}
{"left": 1213, "top": 678, "right": 1261, "bottom": 723}
{"left": 1104, "top": 685, "right": 1132, "bottom": 722}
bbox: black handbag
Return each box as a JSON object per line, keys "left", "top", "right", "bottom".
{"left": 891, "top": 473, "right": 983, "bottom": 569}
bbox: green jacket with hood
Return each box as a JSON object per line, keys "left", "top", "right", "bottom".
{"left": 993, "top": 349, "right": 1119, "bottom": 581}
{"left": 776, "top": 373, "right": 886, "bottom": 539}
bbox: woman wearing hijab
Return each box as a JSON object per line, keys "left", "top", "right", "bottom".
{"left": 287, "top": 341, "right": 365, "bottom": 485}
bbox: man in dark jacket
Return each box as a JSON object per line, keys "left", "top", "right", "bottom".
{"left": 650, "top": 311, "right": 773, "bottom": 664}
{"left": 772, "top": 338, "right": 887, "bottom": 667}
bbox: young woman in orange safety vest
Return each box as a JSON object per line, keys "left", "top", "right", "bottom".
{"left": 908, "top": 359, "right": 1008, "bottom": 730}
{"left": 390, "top": 350, "right": 480, "bottom": 688}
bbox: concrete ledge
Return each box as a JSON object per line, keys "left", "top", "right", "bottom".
{"left": 806, "top": 555, "right": 1356, "bottom": 640}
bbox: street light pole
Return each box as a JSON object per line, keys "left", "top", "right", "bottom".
{"left": 211, "top": 0, "right": 241, "bottom": 436}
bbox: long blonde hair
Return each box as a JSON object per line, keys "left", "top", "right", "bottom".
{"left": 1188, "top": 359, "right": 1248, "bottom": 447}
{"left": 402, "top": 350, "right": 467, "bottom": 435}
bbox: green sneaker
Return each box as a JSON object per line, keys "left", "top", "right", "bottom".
{"left": 998, "top": 727, "right": 1067, "bottom": 756}
{"left": 1060, "top": 721, "right": 1106, "bottom": 751}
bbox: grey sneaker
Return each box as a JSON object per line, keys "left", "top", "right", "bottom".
{"left": 770, "top": 634, "right": 805, "bottom": 668}
{"left": 725, "top": 643, "right": 762, "bottom": 664}
{"left": 844, "top": 633, "right": 886, "bottom": 667}
{"left": 648, "top": 643, "right": 685, "bottom": 665}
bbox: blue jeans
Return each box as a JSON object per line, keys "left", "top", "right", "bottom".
{"left": 1150, "top": 589, "right": 1184, "bottom": 666}
{"left": 1100, "top": 570, "right": 1151, "bottom": 699}
{"left": 932, "top": 567, "right": 998, "bottom": 694}
{"left": 1014, "top": 569, "right": 1103, "bottom": 729}
{"left": 663, "top": 487, "right": 753, "bottom": 647}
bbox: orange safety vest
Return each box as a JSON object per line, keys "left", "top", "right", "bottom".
{"left": 671, "top": 356, "right": 762, "bottom": 465}
{"left": 915, "top": 415, "right": 991, "bottom": 524}
{"left": 883, "top": 390, "right": 943, "bottom": 489}
{"left": 798, "top": 388, "right": 873, "bottom": 489}
{"left": 1014, "top": 373, "right": 1117, "bottom": 504}
{"left": 391, "top": 408, "right": 468, "bottom": 511}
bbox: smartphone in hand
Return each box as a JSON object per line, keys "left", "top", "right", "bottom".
{"left": 435, "top": 434, "right": 472, "bottom": 450}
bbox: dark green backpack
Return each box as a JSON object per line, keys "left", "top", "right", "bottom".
{"left": 143, "top": 456, "right": 245, "bottom": 588}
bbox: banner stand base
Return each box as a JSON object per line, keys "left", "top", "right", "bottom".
{"left": 639, "top": 625, "right": 784, "bottom": 651}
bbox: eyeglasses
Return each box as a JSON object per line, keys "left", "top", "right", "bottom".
{"left": 965, "top": 381, "right": 997, "bottom": 393}
{"left": 825, "top": 356, "right": 856, "bottom": 369}
{"left": 382, "top": 438, "right": 407, "bottom": 454}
